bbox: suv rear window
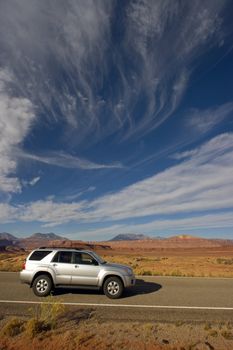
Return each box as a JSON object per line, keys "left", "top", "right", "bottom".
{"left": 29, "top": 250, "right": 52, "bottom": 261}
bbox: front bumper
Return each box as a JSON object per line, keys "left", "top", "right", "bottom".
{"left": 123, "top": 274, "right": 136, "bottom": 288}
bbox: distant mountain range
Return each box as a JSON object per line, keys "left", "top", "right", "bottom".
{"left": 0, "top": 232, "right": 67, "bottom": 241}
{"left": 0, "top": 232, "right": 111, "bottom": 251}
{"left": 26, "top": 232, "right": 68, "bottom": 241}
{"left": 109, "top": 234, "right": 150, "bottom": 241}
{"left": 106, "top": 234, "right": 233, "bottom": 249}
{"left": 0, "top": 232, "right": 68, "bottom": 250}
{"left": 0, "top": 232, "right": 19, "bottom": 241}
{"left": 0, "top": 232, "right": 233, "bottom": 251}
{"left": 109, "top": 233, "right": 164, "bottom": 241}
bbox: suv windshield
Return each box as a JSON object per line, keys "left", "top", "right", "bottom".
{"left": 90, "top": 251, "right": 106, "bottom": 264}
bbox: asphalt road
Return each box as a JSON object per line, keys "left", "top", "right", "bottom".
{"left": 0, "top": 272, "right": 233, "bottom": 323}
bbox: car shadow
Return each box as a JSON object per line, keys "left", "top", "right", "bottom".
{"left": 52, "top": 278, "right": 162, "bottom": 298}
{"left": 52, "top": 287, "right": 101, "bottom": 297}
{"left": 123, "top": 279, "right": 162, "bottom": 298}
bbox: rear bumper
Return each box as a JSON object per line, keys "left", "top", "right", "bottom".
{"left": 19, "top": 270, "right": 32, "bottom": 285}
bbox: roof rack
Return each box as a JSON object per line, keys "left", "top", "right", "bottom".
{"left": 38, "top": 246, "right": 86, "bottom": 250}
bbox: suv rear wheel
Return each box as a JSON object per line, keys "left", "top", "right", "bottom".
{"left": 103, "top": 276, "right": 123, "bottom": 299}
{"left": 32, "top": 274, "right": 52, "bottom": 297}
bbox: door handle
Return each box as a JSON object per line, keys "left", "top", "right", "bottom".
{"left": 53, "top": 263, "right": 57, "bottom": 267}
{"left": 75, "top": 265, "right": 79, "bottom": 268}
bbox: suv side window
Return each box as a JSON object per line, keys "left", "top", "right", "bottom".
{"left": 52, "top": 251, "right": 72, "bottom": 264}
{"left": 29, "top": 250, "right": 52, "bottom": 261}
{"left": 73, "top": 252, "right": 98, "bottom": 265}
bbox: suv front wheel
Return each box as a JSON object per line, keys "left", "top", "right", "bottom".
{"left": 32, "top": 274, "right": 52, "bottom": 297}
{"left": 103, "top": 276, "right": 123, "bottom": 299}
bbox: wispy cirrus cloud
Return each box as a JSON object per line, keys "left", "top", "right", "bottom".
{"left": 0, "top": 0, "right": 230, "bottom": 146}
{"left": 22, "top": 176, "right": 41, "bottom": 188}
{"left": 1, "top": 133, "right": 233, "bottom": 229}
{"left": 120, "top": 0, "right": 227, "bottom": 139}
{"left": 19, "top": 151, "right": 123, "bottom": 170}
{"left": 0, "top": 0, "right": 113, "bottom": 144}
{"left": 29, "top": 177, "right": 41, "bottom": 186}
{"left": 0, "top": 62, "right": 119, "bottom": 198}
{"left": 187, "top": 102, "right": 233, "bottom": 134}
{"left": 64, "top": 186, "right": 96, "bottom": 202}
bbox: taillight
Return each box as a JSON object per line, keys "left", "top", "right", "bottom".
{"left": 22, "top": 261, "right": 26, "bottom": 270}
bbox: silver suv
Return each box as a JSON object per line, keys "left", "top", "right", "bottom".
{"left": 20, "top": 248, "right": 135, "bottom": 299}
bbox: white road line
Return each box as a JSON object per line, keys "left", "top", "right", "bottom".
{"left": 136, "top": 275, "right": 233, "bottom": 280}
{"left": 0, "top": 300, "right": 233, "bottom": 310}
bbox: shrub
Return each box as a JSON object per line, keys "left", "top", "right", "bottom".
{"left": 39, "top": 297, "right": 65, "bottom": 328}
{"left": 25, "top": 297, "right": 65, "bottom": 338}
{"left": 221, "top": 330, "right": 233, "bottom": 340}
{"left": 216, "top": 258, "right": 233, "bottom": 265}
{"left": 204, "top": 323, "right": 212, "bottom": 331}
{"left": 25, "top": 318, "right": 50, "bottom": 338}
{"left": 171, "top": 270, "right": 183, "bottom": 277}
{"left": 209, "top": 330, "right": 218, "bottom": 337}
{"left": 1, "top": 317, "right": 24, "bottom": 337}
{"left": 141, "top": 270, "right": 153, "bottom": 276}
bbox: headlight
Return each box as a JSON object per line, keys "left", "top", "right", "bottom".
{"left": 124, "top": 267, "right": 132, "bottom": 275}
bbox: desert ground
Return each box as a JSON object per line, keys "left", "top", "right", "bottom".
{"left": 1, "top": 239, "right": 233, "bottom": 278}
{"left": 102, "top": 237, "right": 233, "bottom": 278}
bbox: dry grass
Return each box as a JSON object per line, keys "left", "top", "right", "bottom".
{"left": 1, "top": 317, "right": 25, "bottom": 337}
{"left": 101, "top": 252, "right": 233, "bottom": 277}
{"left": 0, "top": 308, "right": 233, "bottom": 350}
{"left": 1, "top": 247, "right": 233, "bottom": 277}
{"left": 221, "top": 330, "right": 233, "bottom": 340}
{"left": 0, "top": 297, "right": 65, "bottom": 340}
{"left": 0, "top": 253, "right": 26, "bottom": 272}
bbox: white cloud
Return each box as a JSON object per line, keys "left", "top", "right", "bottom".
{"left": 22, "top": 176, "right": 41, "bottom": 188}
{"left": 75, "top": 212, "right": 233, "bottom": 239}
{"left": 64, "top": 186, "right": 96, "bottom": 201}
{"left": 29, "top": 176, "right": 41, "bottom": 187}
{"left": 187, "top": 102, "right": 233, "bottom": 133}
{"left": 0, "top": 203, "right": 17, "bottom": 223}
{"left": 0, "top": 68, "right": 35, "bottom": 193}
{"left": 19, "top": 151, "right": 123, "bottom": 170}
{"left": 68, "top": 133, "right": 233, "bottom": 224}
{"left": 19, "top": 200, "right": 88, "bottom": 227}
{"left": 1, "top": 133, "right": 233, "bottom": 229}
{"left": 151, "top": 212, "right": 233, "bottom": 231}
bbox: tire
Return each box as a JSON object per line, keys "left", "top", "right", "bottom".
{"left": 32, "top": 274, "right": 52, "bottom": 297}
{"left": 103, "top": 276, "right": 124, "bottom": 299}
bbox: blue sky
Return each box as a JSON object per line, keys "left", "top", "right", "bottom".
{"left": 0, "top": 0, "right": 233, "bottom": 240}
